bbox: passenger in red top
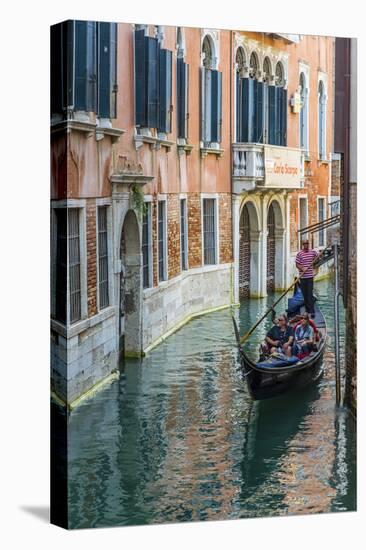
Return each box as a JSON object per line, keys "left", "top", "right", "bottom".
{"left": 295, "top": 239, "right": 319, "bottom": 318}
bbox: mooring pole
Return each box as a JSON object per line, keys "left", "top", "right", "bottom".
{"left": 333, "top": 242, "right": 341, "bottom": 406}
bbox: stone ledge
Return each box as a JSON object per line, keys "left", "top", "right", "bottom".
{"left": 200, "top": 147, "right": 225, "bottom": 158}
{"left": 51, "top": 119, "right": 125, "bottom": 144}
{"left": 177, "top": 143, "right": 194, "bottom": 156}
{"left": 143, "top": 262, "right": 233, "bottom": 299}
{"left": 134, "top": 133, "right": 175, "bottom": 151}
{"left": 51, "top": 305, "right": 116, "bottom": 339}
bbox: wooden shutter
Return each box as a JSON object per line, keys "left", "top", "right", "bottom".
{"left": 146, "top": 36, "right": 159, "bottom": 129}
{"left": 184, "top": 63, "right": 189, "bottom": 138}
{"left": 109, "top": 23, "right": 117, "bottom": 119}
{"left": 74, "top": 21, "right": 88, "bottom": 111}
{"left": 211, "top": 70, "right": 222, "bottom": 143}
{"left": 200, "top": 67, "right": 205, "bottom": 141}
{"left": 268, "top": 85, "right": 277, "bottom": 144}
{"left": 275, "top": 87, "right": 282, "bottom": 145}
{"left": 252, "top": 79, "right": 258, "bottom": 142}
{"left": 241, "top": 78, "right": 249, "bottom": 142}
{"left": 235, "top": 73, "right": 241, "bottom": 141}
{"left": 282, "top": 89, "right": 287, "bottom": 146}
{"left": 98, "top": 23, "right": 111, "bottom": 118}
{"left": 177, "top": 58, "right": 189, "bottom": 139}
{"left": 158, "top": 49, "right": 172, "bottom": 133}
{"left": 51, "top": 23, "right": 63, "bottom": 115}
{"left": 65, "top": 21, "right": 75, "bottom": 110}
{"left": 134, "top": 29, "right": 146, "bottom": 126}
{"left": 256, "top": 81, "right": 264, "bottom": 143}
{"left": 247, "top": 78, "right": 254, "bottom": 142}
{"left": 86, "top": 21, "right": 97, "bottom": 113}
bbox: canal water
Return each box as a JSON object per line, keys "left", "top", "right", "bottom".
{"left": 62, "top": 276, "right": 356, "bottom": 529}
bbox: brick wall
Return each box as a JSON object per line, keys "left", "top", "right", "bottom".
{"left": 239, "top": 206, "right": 250, "bottom": 299}
{"left": 219, "top": 194, "right": 233, "bottom": 264}
{"left": 152, "top": 200, "right": 158, "bottom": 287}
{"left": 86, "top": 199, "right": 97, "bottom": 316}
{"left": 344, "top": 182, "right": 357, "bottom": 417}
{"left": 267, "top": 205, "right": 275, "bottom": 293}
{"left": 331, "top": 158, "right": 342, "bottom": 196}
{"left": 167, "top": 195, "right": 181, "bottom": 279}
{"left": 187, "top": 193, "right": 202, "bottom": 269}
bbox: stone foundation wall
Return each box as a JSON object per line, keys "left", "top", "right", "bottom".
{"left": 142, "top": 264, "right": 232, "bottom": 351}
{"left": 51, "top": 308, "right": 117, "bottom": 405}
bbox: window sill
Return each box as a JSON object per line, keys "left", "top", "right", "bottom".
{"left": 51, "top": 119, "right": 125, "bottom": 144}
{"left": 96, "top": 126, "right": 125, "bottom": 143}
{"left": 177, "top": 142, "right": 194, "bottom": 156}
{"left": 318, "top": 157, "right": 331, "bottom": 165}
{"left": 200, "top": 146, "right": 224, "bottom": 158}
{"left": 134, "top": 133, "right": 174, "bottom": 151}
{"left": 51, "top": 306, "right": 116, "bottom": 339}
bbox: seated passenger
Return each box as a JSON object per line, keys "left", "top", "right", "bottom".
{"left": 263, "top": 314, "right": 294, "bottom": 357}
{"left": 293, "top": 313, "right": 314, "bottom": 358}
{"left": 291, "top": 314, "right": 320, "bottom": 342}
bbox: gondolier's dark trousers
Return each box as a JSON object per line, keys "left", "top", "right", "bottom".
{"left": 299, "top": 277, "right": 315, "bottom": 314}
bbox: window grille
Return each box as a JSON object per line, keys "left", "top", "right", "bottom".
{"left": 203, "top": 199, "right": 216, "bottom": 265}
{"left": 180, "top": 199, "right": 188, "bottom": 270}
{"left": 158, "top": 201, "right": 166, "bottom": 281}
{"left": 68, "top": 209, "right": 81, "bottom": 323}
{"left": 55, "top": 209, "right": 67, "bottom": 324}
{"left": 98, "top": 206, "right": 109, "bottom": 309}
{"left": 142, "top": 204, "right": 151, "bottom": 288}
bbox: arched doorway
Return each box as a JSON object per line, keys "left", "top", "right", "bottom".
{"left": 239, "top": 201, "right": 260, "bottom": 299}
{"left": 267, "top": 203, "right": 276, "bottom": 293}
{"left": 119, "top": 210, "right": 142, "bottom": 357}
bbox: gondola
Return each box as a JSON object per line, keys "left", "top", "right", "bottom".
{"left": 233, "top": 290, "right": 327, "bottom": 401}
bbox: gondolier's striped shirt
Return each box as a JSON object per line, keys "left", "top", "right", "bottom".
{"left": 296, "top": 249, "right": 318, "bottom": 278}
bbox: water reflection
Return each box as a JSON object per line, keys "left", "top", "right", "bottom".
{"left": 62, "top": 278, "right": 355, "bottom": 529}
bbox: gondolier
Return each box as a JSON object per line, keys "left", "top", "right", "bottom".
{"left": 295, "top": 239, "right": 319, "bottom": 317}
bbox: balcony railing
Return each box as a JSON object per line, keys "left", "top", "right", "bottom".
{"left": 232, "top": 143, "right": 305, "bottom": 193}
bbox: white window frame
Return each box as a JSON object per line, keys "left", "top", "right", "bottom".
{"left": 143, "top": 195, "right": 153, "bottom": 289}
{"left": 318, "top": 72, "right": 328, "bottom": 161}
{"left": 317, "top": 195, "right": 327, "bottom": 248}
{"left": 96, "top": 198, "right": 113, "bottom": 312}
{"left": 201, "top": 194, "right": 219, "bottom": 266}
{"left": 51, "top": 199, "right": 87, "bottom": 326}
{"left": 179, "top": 194, "right": 189, "bottom": 271}
{"left": 157, "top": 195, "right": 168, "bottom": 283}
{"left": 200, "top": 31, "right": 220, "bottom": 149}
{"left": 299, "top": 62, "right": 310, "bottom": 155}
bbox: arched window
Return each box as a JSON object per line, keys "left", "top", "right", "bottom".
{"left": 201, "top": 35, "right": 222, "bottom": 146}
{"left": 263, "top": 57, "right": 271, "bottom": 143}
{"left": 299, "top": 72, "right": 308, "bottom": 150}
{"left": 318, "top": 80, "right": 326, "bottom": 159}
{"left": 202, "top": 36, "right": 213, "bottom": 69}
{"left": 235, "top": 47, "right": 246, "bottom": 142}
{"left": 269, "top": 61, "right": 287, "bottom": 146}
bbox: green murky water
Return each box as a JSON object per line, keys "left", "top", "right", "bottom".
{"left": 60, "top": 277, "right": 356, "bottom": 528}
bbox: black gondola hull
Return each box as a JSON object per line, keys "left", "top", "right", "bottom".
{"left": 242, "top": 352, "right": 324, "bottom": 400}
{"left": 232, "top": 306, "right": 327, "bottom": 401}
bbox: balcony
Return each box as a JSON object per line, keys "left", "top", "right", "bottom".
{"left": 232, "top": 143, "right": 305, "bottom": 194}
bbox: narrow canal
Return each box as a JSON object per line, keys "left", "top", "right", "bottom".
{"left": 62, "top": 276, "right": 356, "bottom": 529}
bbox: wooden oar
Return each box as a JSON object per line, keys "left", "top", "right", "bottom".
{"left": 239, "top": 246, "right": 329, "bottom": 345}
